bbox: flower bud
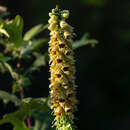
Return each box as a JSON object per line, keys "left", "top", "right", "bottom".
{"left": 60, "top": 20, "right": 68, "bottom": 29}
{"left": 64, "top": 31, "right": 72, "bottom": 39}
{"left": 49, "top": 12, "right": 53, "bottom": 17}
{"left": 48, "top": 23, "right": 57, "bottom": 31}
{"left": 62, "top": 10, "right": 69, "bottom": 19}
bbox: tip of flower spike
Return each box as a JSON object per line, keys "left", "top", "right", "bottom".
{"left": 56, "top": 5, "right": 59, "bottom": 9}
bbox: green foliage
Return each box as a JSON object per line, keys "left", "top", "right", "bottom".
{"left": 5, "top": 15, "right": 24, "bottom": 46}
{"left": 0, "top": 97, "right": 48, "bottom": 130}
{"left": 72, "top": 33, "right": 98, "bottom": 50}
{"left": 0, "top": 6, "right": 98, "bottom": 130}
{"left": 31, "top": 110, "right": 53, "bottom": 130}
{"left": 0, "top": 90, "right": 21, "bottom": 106}
{"left": 3, "top": 62, "right": 18, "bottom": 79}
{"left": 23, "top": 24, "right": 48, "bottom": 41}
{"left": 0, "top": 53, "right": 11, "bottom": 62}
{"left": 0, "top": 25, "right": 9, "bottom": 37}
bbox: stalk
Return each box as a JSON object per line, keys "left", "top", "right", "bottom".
{"left": 17, "top": 60, "right": 32, "bottom": 128}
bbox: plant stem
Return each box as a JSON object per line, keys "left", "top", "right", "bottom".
{"left": 20, "top": 88, "right": 24, "bottom": 101}
{"left": 17, "top": 61, "right": 32, "bottom": 128}
{"left": 27, "top": 116, "right": 32, "bottom": 128}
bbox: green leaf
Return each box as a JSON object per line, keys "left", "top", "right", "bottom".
{"left": 0, "top": 62, "right": 7, "bottom": 73}
{"left": 0, "top": 53, "right": 11, "bottom": 62}
{"left": 0, "top": 117, "right": 29, "bottom": 130}
{"left": 31, "top": 97, "right": 52, "bottom": 130}
{"left": 0, "top": 28, "right": 9, "bottom": 37}
{"left": 31, "top": 110, "right": 53, "bottom": 130}
{"left": 20, "top": 45, "right": 32, "bottom": 57}
{"left": 31, "top": 38, "right": 48, "bottom": 50}
{"left": 12, "top": 82, "right": 21, "bottom": 94}
{"left": 20, "top": 38, "right": 47, "bottom": 57}
{"left": 3, "top": 62, "right": 18, "bottom": 79}
{"left": 5, "top": 15, "right": 24, "bottom": 46}
{"left": 17, "top": 76, "right": 31, "bottom": 89}
{"left": 0, "top": 90, "right": 21, "bottom": 106}
{"left": 24, "top": 24, "right": 48, "bottom": 41}
{"left": 25, "top": 53, "right": 49, "bottom": 74}
{"left": 0, "top": 97, "right": 48, "bottom": 130}
{"left": 33, "top": 55, "right": 46, "bottom": 67}
{"left": 72, "top": 33, "right": 98, "bottom": 50}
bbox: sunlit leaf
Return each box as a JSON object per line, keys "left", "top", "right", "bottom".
{"left": 5, "top": 15, "right": 24, "bottom": 46}
{"left": 0, "top": 90, "right": 21, "bottom": 106}
{"left": 3, "top": 62, "right": 18, "bottom": 79}
{"left": 24, "top": 24, "right": 48, "bottom": 41}
{"left": 0, "top": 28, "right": 9, "bottom": 37}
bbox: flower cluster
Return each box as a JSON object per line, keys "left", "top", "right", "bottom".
{"left": 48, "top": 6, "right": 78, "bottom": 129}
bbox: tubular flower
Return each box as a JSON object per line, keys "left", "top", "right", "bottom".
{"left": 48, "top": 6, "right": 78, "bottom": 130}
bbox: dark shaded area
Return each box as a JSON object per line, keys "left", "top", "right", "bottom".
{"left": 0, "top": 0, "right": 130, "bottom": 129}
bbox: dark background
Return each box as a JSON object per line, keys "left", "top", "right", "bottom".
{"left": 0, "top": 0, "right": 130, "bottom": 130}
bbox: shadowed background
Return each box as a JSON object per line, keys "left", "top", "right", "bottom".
{"left": 0, "top": 0, "right": 130, "bottom": 129}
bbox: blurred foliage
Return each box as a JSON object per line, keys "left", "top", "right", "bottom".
{"left": 0, "top": 90, "right": 21, "bottom": 106}
{"left": 0, "top": 5, "right": 98, "bottom": 130}
{"left": 72, "top": 33, "right": 98, "bottom": 49}
{"left": 0, "top": 98, "right": 48, "bottom": 130}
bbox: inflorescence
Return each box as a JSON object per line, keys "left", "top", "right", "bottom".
{"left": 48, "top": 6, "right": 78, "bottom": 130}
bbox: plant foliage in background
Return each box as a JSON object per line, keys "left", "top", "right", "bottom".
{"left": 0, "top": 5, "right": 98, "bottom": 130}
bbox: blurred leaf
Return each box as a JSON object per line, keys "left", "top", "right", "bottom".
{"left": 3, "top": 62, "right": 18, "bottom": 79}
{"left": 20, "top": 45, "right": 32, "bottom": 57}
{"left": 0, "top": 53, "right": 11, "bottom": 62}
{"left": 33, "top": 55, "right": 46, "bottom": 67}
{"left": 0, "top": 118, "right": 29, "bottom": 130}
{"left": 20, "top": 38, "right": 47, "bottom": 57}
{"left": 25, "top": 53, "right": 49, "bottom": 74}
{"left": 17, "top": 76, "right": 31, "bottom": 89}
{"left": 5, "top": 15, "right": 24, "bottom": 46}
{"left": 0, "top": 90, "right": 21, "bottom": 106}
{"left": 24, "top": 24, "right": 48, "bottom": 41}
{"left": 0, "top": 62, "right": 7, "bottom": 73}
{"left": 32, "top": 38, "right": 48, "bottom": 50}
{"left": 0, "top": 28, "right": 9, "bottom": 37}
{"left": 0, "top": 97, "right": 48, "bottom": 130}
{"left": 116, "top": 30, "right": 130, "bottom": 42}
{"left": 12, "top": 82, "right": 21, "bottom": 94}
{"left": 30, "top": 97, "right": 52, "bottom": 130}
{"left": 72, "top": 33, "right": 98, "bottom": 50}
{"left": 31, "top": 110, "right": 53, "bottom": 130}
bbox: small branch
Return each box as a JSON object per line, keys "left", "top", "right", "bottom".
{"left": 17, "top": 60, "right": 32, "bottom": 128}
{"left": 20, "top": 88, "right": 24, "bottom": 101}
{"left": 27, "top": 116, "right": 32, "bottom": 128}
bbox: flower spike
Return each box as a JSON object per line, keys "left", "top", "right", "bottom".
{"left": 48, "top": 6, "right": 78, "bottom": 130}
